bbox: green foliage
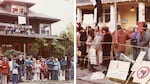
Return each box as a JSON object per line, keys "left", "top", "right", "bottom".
{"left": 59, "top": 22, "right": 74, "bottom": 56}
{"left": 4, "top": 49, "right": 22, "bottom": 57}
{"left": 28, "top": 23, "right": 74, "bottom": 58}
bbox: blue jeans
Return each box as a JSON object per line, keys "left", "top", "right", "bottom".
{"left": 12, "top": 74, "right": 18, "bottom": 84}
{"left": 133, "top": 48, "right": 140, "bottom": 60}
{"left": 18, "top": 66, "right": 23, "bottom": 81}
{"left": 53, "top": 70, "right": 58, "bottom": 80}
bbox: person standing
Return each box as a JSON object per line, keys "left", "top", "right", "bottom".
{"left": 86, "top": 29, "right": 95, "bottom": 71}
{"left": 101, "top": 26, "right": 112, "bottom": 69}
{"left": 46, "top": 57, "right": 54, "bottom": 80}
{"left": 16, "top": 54, "right": 24, "bottom": 82}
{"left": 32, "top": 60, "right": 41, "bottom": 81}
{"left": 141, "top": 23, "right": 150, "bottom": 60}
{"left": 131, "top": 27, "right": 141, "bottom": 60}
{"left": 113, "top": 25, "right": 130, "bottom": 59}
{"left": 53, "top": 58, "right": 60, "bottom": 80}
{"left": 12, "top": 59, "right": 19, "bottom": 84}
{"left": 1, "top": 56, "right": 9, "bottom": 84}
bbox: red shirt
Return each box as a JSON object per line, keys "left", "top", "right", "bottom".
{"left": 1, "top": 61, "right": 9, "bottom": 74}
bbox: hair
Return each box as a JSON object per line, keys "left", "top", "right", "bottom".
{"left": 102, "top": 26, "right": 109, "bottom": 32}
{"left": 88, "top": 29, "right": 95, "bottom": 40}
{"left": 143, "top": 23, "right": 147, "bottom": 28}
{"left": 117, "top": 25, "right": 122, "bottom": 30}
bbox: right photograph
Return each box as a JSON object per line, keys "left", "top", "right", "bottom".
{"left": 76, "top": 0, "right": 150, "bottom": 84}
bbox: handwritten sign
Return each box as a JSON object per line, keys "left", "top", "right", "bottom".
{"left": 18, "top": 16, "right": 26, "bottom": 24}
{"left": 106, "top": 60, "right": 130, "bottom": 80}
{"left": 131, "top": 51, "right": 146, "bottom": 71}
{"left": 133, "top": 61, "right": 150, "bottom": 84}
{"left": 88, "top": 48, "right": 97, "bottom": 65}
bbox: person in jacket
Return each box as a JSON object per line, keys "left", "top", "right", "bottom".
{"left": 16, "top": 54, "right": 24, "bottom": 82}
{"left": 113, "top": 25, "right": 130, "bottom": 59}
{"left": 60, "top": 56, "right": 67, "bottom": 80}
{"left": 40, "top": 58, "right": 47, "bottom": 80}
{"left": 1, "top": 56, "right": 9, "bottom": 84}
{"left": 12, "top": 59, "right": 19, "bottom": 84}
{"left": 25, "top": 57, "right": 32, "bottom": 80}
{"left": 46, "top": 57, "right": 54, "bottom": 80}
{"left": 101, "top": 26, "right": 112, "bottom": 69}
{"left": 53, "top": 58, "right": 60, "bottom": 80}
{"left": 131, "top": 27, "right": 141, "bottom": 60}
{"left": 141, "top": 23, "right": 150, "bottom": 60}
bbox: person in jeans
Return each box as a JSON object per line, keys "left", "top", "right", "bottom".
{"left": 53, "top": 58, "right": 60, "bottom": 80}
{"left": 60, "top": 56, "right": 67, "bottom": 80}
{"left": 46, "top": 57, "right": 54, "bottom": 80}
{"left": 16, "top": 54, "right": 24, "bottom": 82}
{"left": 131, "top": 27, "right": 141, "bottom": 60}
{"left": 25, "top": 57, "right": 32, "bottom": 80}
{"left": 12, "top": 59, "right": 19, "bottom": 84}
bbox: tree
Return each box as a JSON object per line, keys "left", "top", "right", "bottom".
{"left": 28, "top": 23, "right": 74, "bottom": 58}
{"left": 59, "top": 22, "right": 74, "bottom": 56}
{"left": 4, "top": 49, "right": 22, "bottom": 58}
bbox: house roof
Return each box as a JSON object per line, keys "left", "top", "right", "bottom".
{"left": 77, "top": 0, "right": 134, "bottom": 6}
{"left": 0, "top": 0, "right": 35, "bottom": 8}
{"left": 0, "top": 7, "right": 60, "bottom": 23}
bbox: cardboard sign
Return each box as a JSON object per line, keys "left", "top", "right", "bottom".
{"left": 88, "top": 48, "right": 97, "bottom": 65}
{"left": 18, "top": 16, "right": 26, "bottom": 24}
{"left": 90, "top": 72, "right": 105, "bottom": 80}
{"left": 106, "top": 60, "right": 130, "bottom": 80}
{"left": 133, "top": 61, "right": 150, "bottom": 84}
{"left": 131, "top": 51, "right": 146, "bottom": 71}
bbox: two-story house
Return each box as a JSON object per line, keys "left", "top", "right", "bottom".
{"left": 0, "top": 0, "right": 60, "bottom": 56}
{"left": 77, "top": 0, "right": 150, "bottom": 33}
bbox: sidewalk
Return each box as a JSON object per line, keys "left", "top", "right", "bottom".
{"left": 76, "top": 66, "right": 121, "bottom": 84}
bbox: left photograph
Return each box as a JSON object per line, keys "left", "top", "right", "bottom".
{"left": 0, "top": 0, "right": 74, "bottom": 84}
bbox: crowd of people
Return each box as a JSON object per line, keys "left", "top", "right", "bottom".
{"left": 0, "top": 54, "right": 74, "bottom": 84}
{"left": 4, "top": 26, "right": 35, "bottom": 35}
{"left": 76, "top": 22, "right": 150, "bottom": 72}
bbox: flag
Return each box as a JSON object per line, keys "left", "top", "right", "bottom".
{"left": 96, "top": 0, "right": 103, "bottom": 25}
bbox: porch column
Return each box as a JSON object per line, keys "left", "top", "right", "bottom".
{"left": 77, "top": 8, "right": 82, "bottom": 23}
{"left": 49, "top": 24, "right": 52, "bottom": 36}
{"left": 23, "top": 43, "right": 26, "bottom": 57}
{"left": 138, "top": 2, "right": 145, "bottom": 32}
{"left": 110, "top": 4, "right": 117, "bottom": 33}
{"left": 93, "top": 8, "right": 97, "bottom": 25}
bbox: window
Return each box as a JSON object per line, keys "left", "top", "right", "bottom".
{"left": 104, "top": 9, "right": 110, "bottom": 22}
{"left": 39, "top": 24, "right": 51, "bottom": 36}
{"left": 146, "top": 6, "right": 150, "bottom": 22}
{"left": 11, "top": 5, "right": 27, "bottom": 15}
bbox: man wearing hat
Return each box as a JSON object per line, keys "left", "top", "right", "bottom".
{"left": 141, "top": 23, "right": 150, "bottom": 60}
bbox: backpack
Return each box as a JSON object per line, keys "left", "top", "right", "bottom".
{"left": 131, "top": 36, "right": 138, "bottom": 46}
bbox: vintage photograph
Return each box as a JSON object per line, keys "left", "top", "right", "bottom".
{"left": 76, "top": 0, "right": 150, "bottom": 84}
{"left": 0, "top": 0, "right": 74, "bottom": 84}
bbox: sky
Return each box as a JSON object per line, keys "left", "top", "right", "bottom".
{"left": 30, "top": 0, "right": 74, "bottom": 35}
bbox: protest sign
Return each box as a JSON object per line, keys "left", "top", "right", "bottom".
{"left": 131, "top": 51, "right": 146, "bottom": 71}
{"left": 133, "top": 61, "right": 150, "bottom": 84}
{"left": 18, "top": 16, "right": 26, "bottom": 24}
{"left": 88, "top": 48, "right": 97, "bottom": 65}
{"left": 106, "top": 60, "right": 130, "bottom": 80}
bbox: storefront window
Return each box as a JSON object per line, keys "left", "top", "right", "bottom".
{"left": 146, "top": 6, "right": 150, "bottom": 22}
